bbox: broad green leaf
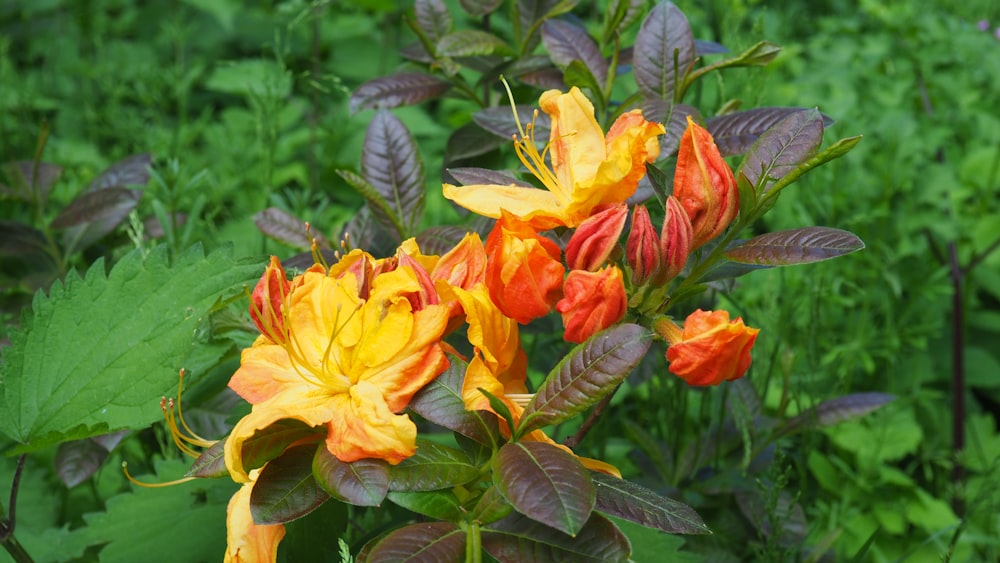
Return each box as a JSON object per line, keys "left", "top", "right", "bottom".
{"left": 436, "top": 30, "right": 511, "bottom": 57}
{"left": 414, "top": 0, "right": 452, "bottom": 44}
{"left": 563, "top": 60, "right": 605, "bottom": 109}
{"left": 493, "top": 441, "right": 595, "bottom": 536}
{"left": 782, "top": 393, "right": 895, "bottom": 434}
{"left": 482, "top": 511, "right": 630, "bottom": 562}
{"left": 313, "top": 447, "right": 389, "bottom": 507}
{"left": 250, "top": 444, "right": 330, "bottom": 525}
{"left": 0, "top": 244, "right": 259, "bottom": 451}
{"left": 724, "top": 227, "right": 865, "bottom": 266}
{"left": 738, "top": 108, "right": 824, "bottom": 194}
{"left": 610, "top": 517, "right": 700, "bottom": 563}
{"left": 409, "top": 358, "right": 500, "bottom": 446}
{"left": 387, "top": 489, "right": 463, "bottom": 520}
{"left": 335, "top": 168, "right": 406, "bottom": 241}
{"left": 241, "top": 419, "right": 321, "bottom": 474}
{"left": 359, "top": 522, "right": 465, "bottom": 562}
{"left": 349, "top": 72, "right": 452, "bottom": 113}
{"left": 826, "top": 405, "right": 923, "bottom": 466}
{"left": 470, "top": 484, "right": 513, "bottom": 525}
{"left": 388, "top": 439, "right": 479, "bottom": 491}
{"left": 542, "top": 19, "right": 608, "bottom": 87}
{"left": 519, "top": 324, "right": 651, "bottom": 435}
{"left": 185, "top": 437, "right": 229, "bottom": 478}
{"left": 592, "top": 473, "right": 710, "bottom": 535}
{"left": 459, "top": 0, "right": 502, "bottom": 17}
{"left": 633, "top": 1, "right": 694, "bottom": 101}
{"left": 707, "top": 107, "right": 831, "bottom": 157}
{"left": 361, "top": 109, "right": 425, "bottom": 237}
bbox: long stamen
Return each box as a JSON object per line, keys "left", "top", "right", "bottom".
{"left": 174, "top": 369, "right": 213, "bottom": 448}
{"left": 163, "top": 398, "right": 200, "bottom": 458}
{"left": 122, "top": 462, "right": 195, "bottom": 488}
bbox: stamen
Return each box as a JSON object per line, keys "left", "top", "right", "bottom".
{"left": 174, "top": 369, "right": 213, "bottom": 448}
{"left": 122, "top": 461, "right": 195, "bottom": 488}
{"left": 506, "top": 393, "right": 534, "bottom": 408}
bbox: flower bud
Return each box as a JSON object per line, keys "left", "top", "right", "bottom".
{"left": 673, "top": 116, "right": 738, "bottom": 249}
{"left": 626, "top": 205, "right": 663, "bottom": 285}
{"left": 655, "top": 309, "right": 760, "bottom": 386}
{"left": 661, "top": 195, "right": 693, "bottom": 281}
{"left": 250, "top": 256, "right": 290, "bottom": 342}
{"left": 556, "top": 266, "right": 627, "bottom": 344}
{"left": 431, "top": 232, "right": 487, "bottom": 290}
{"left": 565, "top": 204, "right": 628, "bottom": 271}
{"left": 485, "top": 210, "right": 565, "bottom": 324}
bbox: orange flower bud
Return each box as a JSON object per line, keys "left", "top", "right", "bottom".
{"left": 656, "top": 309, "right": 760, "bottom": 386}
{"left": 556, "top": 266, "right": 627, "bottom": 344}
{"left": 673, "top": 116, "right": 738, "bottom": 249}
{"left": 431, "top": 232, "right": 487, "bottom": 290}
{"left": 250, "top": 256, "right": 290, "bottom": 342}
{"left": 485, "top": 210, "right": 566, "bottom": 324}
{"left": 661, "top": 195, "right": 693, "bottom": 281}
{"left": 626, "top": 205, "right": 662, "bottom": 285}
{"left": 565, "top": 203, "right": 628, "bottom": 271}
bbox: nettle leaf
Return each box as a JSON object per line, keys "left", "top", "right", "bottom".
{"left": 387, "top": 489, "right": 463, "bottom": 520}
{"left": 493, "top": 441, "right": 595, "bottom": 536}
{"left": 253, "top": 206, "right": 328, "bottom": 251}
{"left": 724, "top": 227, "right": 865, "bottom": 266}
{"left": 542, "top": 19, "right": 608, "bottom": 87}
{"left": 313, "top": 447, "right": 389, "bottom": 507}
{"left": 359, "top": 522, "right": 465, "bottom": 562}
{"left": 409, "top": 358, "right": 500, "bottom": 445}
{"left": 473, "top": 105, "right": 551, "bottom": 141}
{"left": 446, "top": 167, "right": 533, "bottom": 188}
{"left": 437, "top": 29, "right": 511, "bottom": 57}
{"left": 783, "top": 393, "right": 895, "bottom": 434}
{"left": 88, "top": 153, "right": 153, "bottom": 191}
{"left": 362, "top": 109, "right": 425, "bottom": 237}
{"left": 520, "top": 324, "right": 651, "bottom": 435}
{"left": 459, "top": 0, "right": 503, "bottom": 17}
{"left": 50, "top": 187, "right": 141, "bottom": 229}
{"left": 349, "top": 72, "right": 452, "bottom": 114}
{"left": 186, "top": 437, "right": 229, "bottom": 478}
{"left": 251, "top": 444, "right": 330, "bottom": 525}
{"left": 241, "top": 419, "right": 321, "bottom": 474}
{"left": 414, "top": 0, "right": 452, "bottom": 44}
{"left": 336, "top": 169, "right": 406, "bottom": 242}
{"left": 738, "top": 108, "right": 824, "bottom": 193}
{"left": 388, "top": 439, "right": 479, "bottom": 491}
{"left": 592, "top": 473, "right": 710, "bottom": 535}
{"left": 483, "top": 511, "right": 630, "bottom": 562}
{"left": 708, "top": 107, "right": 830, "bottom": 157}
{"left": 0, "top": 245, "right": 259, "bottom": 451}
{"left": 633, "top": 1, "right": 694, "bottom": 101}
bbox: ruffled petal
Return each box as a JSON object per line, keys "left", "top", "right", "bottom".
{"left": 325, "top": 380, "right": 418, "bottom": 465}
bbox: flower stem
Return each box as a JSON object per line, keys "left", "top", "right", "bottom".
{"left": 465, "top": 521, "right": 482, "bottom": 563}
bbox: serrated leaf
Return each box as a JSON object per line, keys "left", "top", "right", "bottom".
{"left": 362, "top": 110, "right": 425, "bottom": 237}
{"left": 633, "top": 1, "right": 694, "bottom": 101}
{"left": 409, "top": 358, "right": 500, "bottom": 445}
{"left": 493, "top": 441, "right": 595, "bottom": 536}
{"left": 253, "top": 206, "right": 328, "bottom": 250}
{"left": 473, "top": 105, "right": 551, "bottom": 141}
{"left": 446, "top": 167, "right": 533, "bottom": 188}
{"left": 387, "top": 489, "right": 463, "bottom": 520}
{"left": 241, "top": 418, "right": 321, "bottom": 474}
{"left": 388, "top": 439, "right": 479, "bottom": 491}
{"left": 459, "top": 0, "right": 503, "bottom": 16}
{"left": 708, "top": 107, "right": 829, "bottom": 157}
{"left": 350, "top": 72, "right": 452, "bottom": 114}
{"left": 313, "top": 447, "right": 389, "bottom": 507}
{"left": 360, "top": 522, "right": 465, "bottom": 562}
{"left": 784, "top": 393, "right": 895, "bottom": 434}
{"left": 592, "top": 473, "right": 709, "bottom": 534}
{"left": 0, "top": 245, "right": 260, "bottom": 451}
{"left": 50, "top": 187, "right": 141, "bottom": 229}
{"left": 724, "top": 227, "right": 865, "bottom": 266}
{"left": 55, "top": 438, "right": 109, "bottom": 488}
{"left": 335, "top": 169, "right": 406, "bottom": 243}
{"left": 414, "top": 0, "right": 452, "bottom": 43}
{"left": 251, "top": 444, "right": 330, "bottom": 525}
{"left": 437, "top": 30, "right": 511, "bottom": 57}
{"left": 542, "top": 19, "right": 607, "bottom": 87}
{"left": 520, "top": 324, "right": 651, "bottom": 435}
{"left": 87, "top": 153, "right": 153, "bottom": 191}
{"left": 483, "top": 511, "right": 630, "bottom": 562}
{"left": 186, "top": 437, "right": 229, "bottom": 478}
{"left": 738, "top": 109, "right": 824, "bottom": 193}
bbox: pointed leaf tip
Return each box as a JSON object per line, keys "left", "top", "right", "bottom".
{"left": 725, "top": 227, "right": 864, "bottom": 266}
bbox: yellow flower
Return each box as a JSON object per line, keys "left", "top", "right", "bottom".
{"left": 443, "top": 87, "right": 664, "bottom": 230}
{"left": 224, "top": 469, "right": 285, "bottom": 563}
{"left": 224, "top": 264, "right": 450, "bottom": 482}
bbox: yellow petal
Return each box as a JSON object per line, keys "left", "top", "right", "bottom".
{"left": 443, "top": 183, "right": 566, "bottom": 229}
{"left": 325, "top": 380, "right": 417, "bottom": 465}
{"left": 540, "top": 87, "right": 607, "bottom": 190}
{"left": 224, "top": 470, "right": 286, "bottom": 563}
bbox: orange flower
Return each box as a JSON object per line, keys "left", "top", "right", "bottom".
{"left": 564, "top": 203, "right": 628, "bottom": 271}
{"left": 485, "top": 210, "right": 565, "bottom": 324}
{"left": 250, "top": 257, "right": 291, "bottom": 343}
{"left": 443, "top": 87, "right": 664, "bottom": 230}
{"left": 673, "top": 117, "right": 738, "bottom": 249}
{"left": 656, "top": 309, "right": 760, "bottom": 386}
{"left": 431, "top": 232, "right": 487, "bottom": 291}
{"left": 661, "top": 195, "right": 693, "bottom": 281}
{"left": 224, "top": 469, "right": 286, "bottom": 563}
{"left": 556, "top": 266, "right": 628, "bottom": 344}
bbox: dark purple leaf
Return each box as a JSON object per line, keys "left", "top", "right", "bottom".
{"left": 542, "top": 19, "right": 607, "bottom": 87}
{"left": 473, "top": 105, "right": 551, "bottom": 142}
{"left": 637, "top": 101, "right": 698, "bottom": 158}
{"left": 764, "top": 134, "right": 862, "bottom": 197}
{"left": 459, "top": 0, "right": 503, "bottom": 17}
{"left": 520, "top": 324, "right": 651, "bottom": 435}
{"left": 388, "top": 439, "right": 479, "bottom": 491}
{"left": 724, "top": 227, "right": 865, "bottom": 266}
{"left": 515, "top": 0, "right": 579, "bottom": 53}
{"left": 362, "top": 110, "right": 425, "bottom": 236}
{"left": 446, "top": 167, "right": 533, "bottom": 188}
{"left": 784, "top": 393, "right": 895, "bottom": 433}
{"left": 360, "top": 522, "right": 464, "bottom": 563}
{"left": 507, "top": 54, "right": 565, "bottom": 89}
{"left": 483, "top": 511, "right": 630, "bottom": 562}
{"left": 88, "top": 153, "right": 152, "bottom": 191}
{"left": 436, "top": 30, "right": 511, "bottom": 57}
{"left": 493, "top": 441, "right": 594, "bottom": 536}
{"left": 633, "top": 1, "right": 695, "bottom": 100}
{"left": 336, "top": 169, "right": 406, "bottom": 242}
{"left": 253, "top": 207, "right": 328, "bottom": 250}
{"left": 241, "top": 419, "right": 322, "bottom": 474}
{"left": 55, "top": 438, "right": 108, "bottom": 488}
{"left": 592, "top": 473, "right": 710, "bottom": 534}
{"left": 399, "top": 41, "right": 434, "bottom": 64}
{"left": 445, "top": 122, "right": 505, "bottom": 163}
{"left": 91, "top": 429, "right": 129, "bottom": 452}
{"left": 409, "top": 356, "right": 500, "bottom": 445}
{"left": 51, "top": 187, "right": 142, "bottom": 229}
{"left": 186, "top": 438, "right": 229, "bottom": 478}
{"left": 707, "top": 107, "right": 830, "bottom": 157}
{"left": 251, "top": 444, "right": 330, "bottom": 525}
{"left": 0, "top": 221, "right": 49, "bottom": 257}
{"left": 697, "top": 260, "right": 771, "bottom": 283}
{"left": 735, "top": 489, "right": 807, "bottom": 546}
{"left": 2, "top": 161, "right": 62, "bottom": 204}
{"left": 414, "top": 225, "right": 478, "bottom": 255}
{"left": 695, "top": 38, "right": 729, "bottom": 55}
{"left": 350, "top": 72, "right": 452, "bottom": 113}
{"left": 738, "top": 109, "right": 824, "bottom": 192}
{"left": 414, "top": 0, "right": 452, "bottom": 43}
{"left": 313, "top": 447, "right": 389, "bottom": 507}
{"left": 387, "top": 490, "right": 463, "bottom": 520}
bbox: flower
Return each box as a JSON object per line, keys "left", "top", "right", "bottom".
{"left": 443, "top": 87, "right": 664, "bottom": 230}
{"left": 660, "top": 195, "right": 693, "bottom": 281}
{"left": 250, "top": 256, "right": 291, "bottom": 343}
{"left": 224, "top": 469, "right": 285, "bottom": 563}
{"left": 556, "top": 267, "right": 627, "bottom": 344}
{"left": 656, "top": 309, "right": 760, "bottom": 386}
{"left": 564, "top": 203, "right": 628, "bottom": 271}
{"left": 484, "top": 210, "right": 565, "bottom": 324}
{"left": 224, "top": 260, "right": 450, "bottom": 482}
{"left": 673, "top": 116, "right": 738, "bottom": 249}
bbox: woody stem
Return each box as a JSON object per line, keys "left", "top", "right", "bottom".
{"left": 563, "top": 383, "right": 621, "bottom": 449}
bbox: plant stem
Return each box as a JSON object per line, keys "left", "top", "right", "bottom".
{"left": 1, "top": 455, "right": 34, "bottom": 563}
{"left": 948, "top": 242, "right": 965, "bottom": 516}
{"left": 465, "top": 521, "right": 482, "bottom": 563}
{"left": 563, "top": 383, "right": 621, "bottom": 449}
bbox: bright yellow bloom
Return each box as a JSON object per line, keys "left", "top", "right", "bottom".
{"left": 443, "top": 87, "right": 664, "bottom": 230}
{"left": 225, "top": 264, "right": 450, "bottom": 482}
{"left": 224, "top": 469, "right": 285, "bottom": 563}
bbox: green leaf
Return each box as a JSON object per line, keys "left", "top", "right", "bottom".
{"left": 459, "top": 0, "right": 503, "bottom": 17}
{"left": 782, "top": 393, "right": 895, "bottom": 434}
{"left": 0, "top": 244, "right": 260, "bottom": 451}
{"left": 470, "top": 484, "right": 513, "bottom": 525}
{"left": 250, "top": 444, "right": 330, "bottom": 525}
{"left": 592, "top": 473, "right": 710, "bottom": 535}
{"left": 436, "top": 30, "right": 511, "bottom": 57}
{"left": 493, "top": 441, "right": 595, "bottom": 536}
{"left": 737, "top": 108, "right": 824, "bottom": 195}
{"left": 409, "top": 358, "right": 500, "bottom": 445}
{"left": 241, "top": 418, "right": 321, "bottom": 474}
{"left": 387, "top": 489, "right": 463, "bottom": 520}
{"left": 633, "top": 1, "right": 694, "bottom": 101}
{"left": 563, "top": 60, "right": 606, "bottom": 109}
{"left": 349, "top": 72, "right": 453, "bottom": 113}
{"left": 361, "top": 109, "right": 426, "bottom": 237}
{"left": 185, "top": 437, "right": 229, "bottom": 478}
{"left": 313, "top": 447, "right": 389, "bottom": 507}
{"left": 482, "top": 511, "right": 630, "bottom": 562}
{"left": 388, "top": 439, "right": 479, "bottom": 491}
{"left": 542, "top": 19, "right": 608, "bottom": 88}
{"left": 359, "top": 522, "right": 465, "bottom": 562}
{"left": 724, "top": 227, "right": 865, "bottom": 266}
{"left": 203, "top": 58, "right": 291, "bottom": 99}
{"left": 519, "top": 324, "right": 651, "bottom": 435}
{"left": 684, "top": 41, "right": 781, "bottom": 88}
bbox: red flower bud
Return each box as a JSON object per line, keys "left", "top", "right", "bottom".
{"left": 656, "top": 309, "right": 760, "bottom": 386}
{"left": 673, "top": 116, "right": 738, "bottom": 249}
{"left": 556, "top": 266, "right": 627, "bottom": 343}
{"left": 626, "top": 205, "right": 663, "bottom": 285}
{"left": 250, "top": 256, "right": 290, "bottom": 342}
{"left": 431, "top": 232, "right": 487, "bottom": 290}
{"left": 661, "top": 196, "right": 693, "bottom": 281}
{"left": 565, "top": 203, "right": 628, "bottom": 271}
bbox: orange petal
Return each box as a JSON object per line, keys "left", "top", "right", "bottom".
{"left": 324, "top": 380, "right": 418, "bottom": 465}
{"left": 224, "top": 469, "right": 286, "bottom": 563}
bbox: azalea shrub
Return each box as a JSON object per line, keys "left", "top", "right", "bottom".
{"left": 1, "top": 1, "right": 885, "bottom": 562}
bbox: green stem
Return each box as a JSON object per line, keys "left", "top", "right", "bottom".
{"left": 465, "top": 521, "right": 482, "bottom": 563}
{"left": 0, "top": 535, "right": 34, "bottom": 563}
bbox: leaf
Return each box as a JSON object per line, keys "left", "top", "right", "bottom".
{"left": 359, "top": 522, "right": 465, "bottom": 563}
{"left": 783, "top": 393, "right": 895, "bottom": 434}
{"left": 519, "top": 324, "right": 651, "bottom": 435}
{"left": 387, "top": 489, "right": 463, "bottom": 520}
{"left": 473, "top": 104, "right": 551, "bottom": 141}
{"left": 413, "top": 225, "right": 477, "bottom": 255}
{"left": 0, "top": 244, "right": 260, "bottom": 451}
{"left": 685, "top": 41, "right": 781, "bottom": 91}
{"left": 470, "top": 484, "right": 514, "bottom": 525}
{"left": 1, "top": 161, "right": 62, "bottom": 204}
{"left": 335, "top": 169, "right": 406, "bottom": 242}
{"left": 639, "top": 101, "right": 698, "bottom": 158}
{"left": 633, "top": 1, "right": 695, "bottom": 100}
{"left": 414, "top": 0, "right": 452, "bottom": 43}
{"left": 708, "top": 107, "right": 830, "bottom": 157}
{"left": 349, "top": 72, "right": 452, "bottom": 114}
{"left": 362, "top": 109, "right": 425, "bottom": 237}
{"left": 738, "top": 108, "right": 824, "bottom": 193}
{"left": 515, "top": 0, "right": 580, "bottom": 53}
{"left": 241, "top": 418, "right": 321, "bottom": 474}
{"left": 54, "top": 438, "right": 109, "bottom": 488}
{"left": 735, "top": 489, "right": 807, "bottom": 546}
{"left": 388, "top": 439, "right": 479, "bottom": 491}
{"left": 253, "top": 206, "right": 328, "bottom": 250}
{"left": 444, "top": 122, "right": 505, "bottom": 163}
{"left": 459, "top": 0, "right": 503, "bottom": 17}
{"left": 87, "top": 153, "right": 153, "bottom": 191}
{"left": 186, "top": 437, "right": 229, "bottom": 478}
{"left": 764, "top": 135, "right": 863, "bottom": 198}
{"left": 250, "top": 444, "right": 330, "bottom": 525}
{"left": 542, "top": 19, "right": 607, "bottom": 87}
{"left": 592, "top": 473, "right": 710, "bottom": 535}
{"left": 50, "top": 187, "right": 142, "bottom": 229}
{"left": 436, "top": 29, "right": 511, "bottom": 57}
{"left": 482, "top": 511, "right": 630, "bottom": 562}
{"left": 724, "top": 227, "right": 865, "bottom": 266}
{"left": 409, "top": 358, "right": 500, "bottom": 445}
{"left": 0, "top": 220, "right": 50, "bottom": 257}
{"left": 313, "top": 447, "right": 389, "bottom": 507}
{"left": 696, "top": 260, "right": 772, "bottom": 283}
{"left": 493, "top": 441, "right": 595, "bottom": 536}
{"left": 506, "top": 54, "right": 565, "bottom": 89}
{"left": 447, "top": 167, "right": 533, "bottom": 189}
